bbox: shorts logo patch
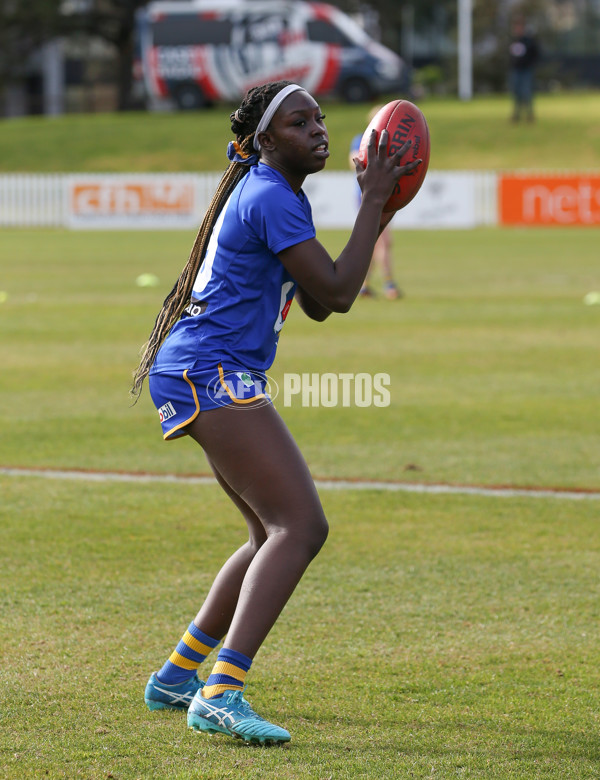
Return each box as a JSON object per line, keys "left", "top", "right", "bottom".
{"left": 158, "top": 401, "right": 177, "bottom": 423}
{"left": 237, "top": 372, "right": 254, "bottom": 388}
{"left": 208, "top": 369, "right": 279, "bottom": 409}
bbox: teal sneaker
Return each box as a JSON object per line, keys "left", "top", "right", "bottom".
{"left": 187, "top": 689, "right": 291, "bottom": 745}
{"left": 145, "top": 672, "right": 204, "bottom": 711}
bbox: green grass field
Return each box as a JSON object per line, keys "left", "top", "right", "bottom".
{"left": 1, "top": 227, "right": 598, "bottom": 487}
{"left": 1, "top": 88, "right": 600, "bottom": 779}
{"left": 1, "top": 92, "right": 600, "bottom": 172}
{"left": 1, "top": 224, "right": 600, "bottom": 778}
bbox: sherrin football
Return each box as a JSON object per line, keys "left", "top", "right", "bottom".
{"left": 357, "top": 100, "right": 430, "bottom": 212}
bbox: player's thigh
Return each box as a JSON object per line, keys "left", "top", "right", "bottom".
{"left": 187, "top": 402, "right": 327, "bottom": 539}
{"left": 206, "top": 456, "right": 267, "bottom": 547}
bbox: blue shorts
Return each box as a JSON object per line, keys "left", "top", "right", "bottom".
{"left": 149, "top": 363, "right": 272, "bottom": 440}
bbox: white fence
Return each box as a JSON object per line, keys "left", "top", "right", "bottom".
{"left": 0, "top": 174, "right": 65, "bottom": 226}
{"left": 0, "top": 171, "right": 497, "bottom": 230}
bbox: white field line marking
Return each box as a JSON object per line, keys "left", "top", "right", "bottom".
{"left": 1, "top": 466, "right": 600, "bottom": 501}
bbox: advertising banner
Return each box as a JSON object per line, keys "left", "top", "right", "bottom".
{"left": 303, "top": 171, "right": 484, "bottom": 229}
{"left": 499, "top": 173, "right": 600, "bottom": 226}
{"left": 8, "top": 171, "right": 492, "bottom": 230}
{"left": 392, "top": 172, "right": 481, "bottom": 229}
{"left": 66, "top": 174, "right": 200, "bottom": 229}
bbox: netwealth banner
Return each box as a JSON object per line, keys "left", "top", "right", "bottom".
{"left": 499, "top": 173, "right": 600, "bottom": 226}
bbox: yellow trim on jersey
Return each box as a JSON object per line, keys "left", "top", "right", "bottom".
{"left": 168, "top": 650, "right": 198, "bottom": 671}
{"left": 217, "top": 363, "right": 266, "bottom": 405}
{"left": 163, "top": 369, "right": 201, "bottom": 440}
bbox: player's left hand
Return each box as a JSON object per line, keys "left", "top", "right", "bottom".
{"left": 353, "top": 129, "right": 422, "bottom": 208}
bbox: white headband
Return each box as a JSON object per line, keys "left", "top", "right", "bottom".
{"left": 253, "top": 84, "right": 306, "bottom": 151}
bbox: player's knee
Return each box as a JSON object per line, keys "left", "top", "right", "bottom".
{"left": 247, "top": 530, "right": 268, "bottom": 554}
{"left": 304, "top": 512, "right": 329, "bottom": 559}
{"left": 264, "top": 507, "right": 328, "bottom": 558}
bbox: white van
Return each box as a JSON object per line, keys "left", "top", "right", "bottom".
{"left": 135, "top": 0, "right": 406, "bottom": 109}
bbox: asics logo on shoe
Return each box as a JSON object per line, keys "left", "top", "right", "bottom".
{"left": 196, "top": 699, "right": 237, "bottom": 729}
{"left": 152, "top": 684, "right": 195, "bottom": 706}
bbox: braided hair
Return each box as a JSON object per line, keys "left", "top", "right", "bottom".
{"left": 131, "top": 81, "right": 294, "bottom": 401}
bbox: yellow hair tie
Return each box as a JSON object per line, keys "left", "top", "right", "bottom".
{"left": 233, "top": 141, "right": 249, "bottom": 159}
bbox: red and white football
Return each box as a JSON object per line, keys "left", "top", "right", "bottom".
{"left": 357, "top": 100, "right": 431, "bottom": 212}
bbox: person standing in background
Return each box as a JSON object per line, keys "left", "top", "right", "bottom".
{"left": 349, "top": 107, "right": 402, "bottom": 300}
{"left": 509, "top": 16, "right": 540, "bottom": 123}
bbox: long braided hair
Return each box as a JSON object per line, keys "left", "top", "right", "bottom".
{"left": 131, "top": 81, "right": 294, "bottom": 401}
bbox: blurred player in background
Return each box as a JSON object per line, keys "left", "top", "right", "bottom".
{"left": 132, "top": 81, "right": 420, "bottom": 744}
{"left": 350, "top": 105, "right": 402, "bottom": 300}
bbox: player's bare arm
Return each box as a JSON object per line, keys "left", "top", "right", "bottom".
{"left": 278, "top": 131, "right": 420, "bottom": 312}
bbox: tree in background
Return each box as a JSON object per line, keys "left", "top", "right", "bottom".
{"left": 333, "top": 0, "right": 600, "bottom": 95}
{"left": 60, "top": 0, "right": 147, "bottom": 109}
{"left": 471, "top": 0, "right": 547, "bottom": 94}
{"left": 0, "top": 0, "right": 62, "bottom": 111}
{"left": 0, "top": 0, "right": 145, "bottom": 112}
{"left": 2, "top": 0, "right": 600, "bottom": 115}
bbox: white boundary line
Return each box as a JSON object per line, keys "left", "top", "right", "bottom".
{"left": 1, "top": 466, "right": 599, "bottom": 501}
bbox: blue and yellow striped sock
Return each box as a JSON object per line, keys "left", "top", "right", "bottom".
{"left": 156, "top": 623, "right": 220, "bottom": 686}
{"left": 202, "top": 647, "right": 252, "bottom": 699}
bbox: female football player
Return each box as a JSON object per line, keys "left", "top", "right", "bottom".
{"left": 133, "top": 80, "right": 420, "bottom": 744}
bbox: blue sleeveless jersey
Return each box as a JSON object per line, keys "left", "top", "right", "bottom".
{"left": 151, "top": 163, "right": 315, "bottom": 376}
